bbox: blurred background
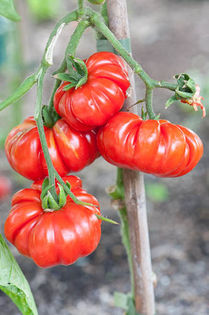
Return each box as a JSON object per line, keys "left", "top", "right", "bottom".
{"left": 0, "top": 0, "right": 209, "bottom": 314}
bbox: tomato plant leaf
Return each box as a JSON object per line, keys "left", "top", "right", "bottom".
{"left": 114, "top": 292, "right": 142, "bottom": 315}
{"left": 114, "top": 291, "right": 129, "bottom": 310}
{"left": 0, "top": 73, "right": 38, "bottom": 112}
{"left": 145, "top": 182, "right": 169, "bottom": 203}
{"left": 0, "top": 234, "right": 38, "bottom": 315}
{"left": 126, "top": 297, "right": 142, "bottom": 315}
{"left": 165, "top": 95, "right": 177, "bottom": 108}
{"left": 0, "top": 0, "right": 20, "bottom": 22}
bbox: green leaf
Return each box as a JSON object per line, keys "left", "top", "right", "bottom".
{"left": 57, "top": 184, "right": 67, "bottom": 208}
{"left": 141, "top": 106, "right": 148, "bottom": 120}
{"left": 154, "top": 113, "right": 161, "bottom": 120}
{"left": 62, "top": 83, "right": 76, "bottom": 91}
{"left": 0, "top": 0, "right": 20, "bottom": 22}
{"left": 0, "top": 234, "right": 38, "bottom": 315}
{"left": 114, "top": 292, "right": 142, "bottom": 315}
{"left": 126, "top": 297, "right": 141, "bottom": 315}
{"left": 0, "top": 73, "right": 38, "bottom": 112}
{"left": 54, "top": 73, "right": 77, "bottom": 83}
{"left": 165, "top": 95, "right": 177, "bottom": 109}
{"left": 145, "top": 182, "right": 169, "bottom": 203}
{"left": 175, "top": 88, "right": 193, "bottom": 99}
{"left": 95, "top": 214, "right": 119, "bottom": 225}
{"left": 67, "top": 56, "right": 85, "bottom": 76}
{"left": 114, "top": 291, "right": 129, "bottom": 310}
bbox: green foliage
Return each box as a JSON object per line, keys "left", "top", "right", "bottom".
{"left": 0, "top": 234, "right": 38, "bottom": 315}
{"left": 27, "top": 0, "right": 59, "bottom": 21}
{"left": 0, "top": 0, "right": 20, "bottom": 22}
{"left": 145, "top": 182, "right": 169, "bottom": 203}
{"left": 114, "top": 292, "right": 142, "bottom": 315}
{"left": 0, "top": 72, "right": 38, "bottom": 112}
{"left": 165, "top": 73, "right": 196, "bottom": 108}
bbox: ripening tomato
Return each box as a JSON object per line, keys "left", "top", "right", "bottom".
{"left": 0, "top": 176, "right": 12, "bottom": 199}
{"left": 97, "top": 112, "right": 203, "bottom": 177}
{"left": 54, "top": 52, "right": 130, "bottom": 131}
{"left": 5, "top": 117, "right": 98, "bottom": 181}
{"left": 4, "top": 175, "right": 101, "bottom": 268}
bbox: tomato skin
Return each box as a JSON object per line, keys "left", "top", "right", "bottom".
{"left": 5, "top": 117, "right": 98, "bottom": 181}
{"left": 0, "top": 176, "right": 12, "bottom": 199}
{"left": 54, "top": 52, "right": 130, "bottom": 131}
{"left": 97, "top": 112, "right": 203, "bottom": 177}
{"left": 4, "top": 175, "right": 101, "bottom": 268}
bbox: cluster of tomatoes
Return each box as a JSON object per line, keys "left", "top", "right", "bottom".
{"left": 3, "top": 52, "right": 203, "bottom": 268}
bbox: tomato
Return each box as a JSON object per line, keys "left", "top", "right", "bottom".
{"left": 0, "top": 176, "right": 12, "bottom": 199}
{"left": 97, "top": 112, "right": 203, "bottom": 177}
{"left": 54, "top": 52, "right": 130, "bottom": 131}
{"left": 5, "top": 116, "right": 98, "bottom": 181}
{"left": 4, "top": 175, "right": 101, "bottom": 268}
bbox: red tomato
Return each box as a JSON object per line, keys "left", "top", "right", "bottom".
{"left": 4, "top": 175, "right": 101, "bottom": 268}
{"left": 0, "top": 176, "right": 12, "bottom": 199}
{"left": 97, "top": 112, "right": 203, "bottom": 177}
{"left": 5, "top": 117, "right": 98, "bottom": 181}
{"left": 54, "top": 52, "right": 130, "bottom": 131}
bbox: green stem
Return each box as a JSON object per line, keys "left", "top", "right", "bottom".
{"left": 33, "top": 13, "right": 97, "bottom": 208}
{"left": 48, "top": 19, "right": 89, "bottom": 111}
{"left": 119, "top": 208, "right": 135, "bottom": 298}
{"left": 34, "top": 67, "right": 57, "bottom": 199}
{"left": 153, "top": 80, "right": 178, "bottom": 91}
{"left": 145, "top": 87, "right": 155, "bottom": 119}
{"left": 78, "top": 0, "right": 84, "bottom": 12}
{"left": 65, "top": 19, "right": 90, "bottom": 57}
{"left": 34, "top": 68, "right": 94, "bottom": 207}
{"left": 87, "top": 8, "right": 154, "bottom": 87}
{"left": 42, "top": 10, "right": 79, "bottom": 67}
{"left": 116, "top": 168, "right": 135, "bottom": 298}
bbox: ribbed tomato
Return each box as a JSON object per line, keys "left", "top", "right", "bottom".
{"left": 4, "top": 175, "right": 101, "bottom": 268}
{"left": 97, "top": 112, "right": 203, "bottom": 177}
{"left": 54, "top": 51, "right": 130, "bottom": 131}
{"left": 5, "top": 117, "right": 98, "bottom": 181}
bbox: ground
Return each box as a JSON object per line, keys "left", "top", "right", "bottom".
{"left": 0, "top": 0, "right": 209, "bottom": 314}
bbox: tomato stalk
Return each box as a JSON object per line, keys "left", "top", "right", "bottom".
{"left": 0, "top": 6, "right": 197, "bottom": 117}
{"left": 145, "top": 87, "right": 155, "bottom": 119}
{"left": 110, "top": 168, "right": 135, "bottom": 297}
{"left": 34, "top": 66, "right": 96, "bottom": 208}
{"left": 48, "top": 19, "right": 90, "bottom": 112}
{"left": 78, "top": 0, "right": 84, "bottom": 12}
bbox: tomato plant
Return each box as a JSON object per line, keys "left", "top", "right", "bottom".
{"left": 97, "top": 112, "right": 203, "bottom": 177}
{"left": 5, "top": 116, "right": 98, "bottom": 180}
{"left": 0, "top": 0, "right": 206, "bottom": 314}
{"left": 4, "top": 175, "right": 101, "bottom": 268}
{"left": 54, "top": 51, "right": 130, "bottom": 131}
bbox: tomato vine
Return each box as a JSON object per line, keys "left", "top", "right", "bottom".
{"left": 0, "top": 0, "right": 206, "bottom": 314}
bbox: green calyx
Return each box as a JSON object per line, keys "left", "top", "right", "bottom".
{"left": 42, "top": 105, "right": 60, "bottom": 128}
{"left": 165, "top": 73, "right": 196, "bottom": 108}
{"left": 41, "top": 178, "right": 71, "bottom": 211}
{"left": 54, "top": 55, "right": 88, "bottom": 91}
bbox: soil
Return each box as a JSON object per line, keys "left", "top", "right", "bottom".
{"left": 0, "top": 0, "right": 209, "bottom": 314}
